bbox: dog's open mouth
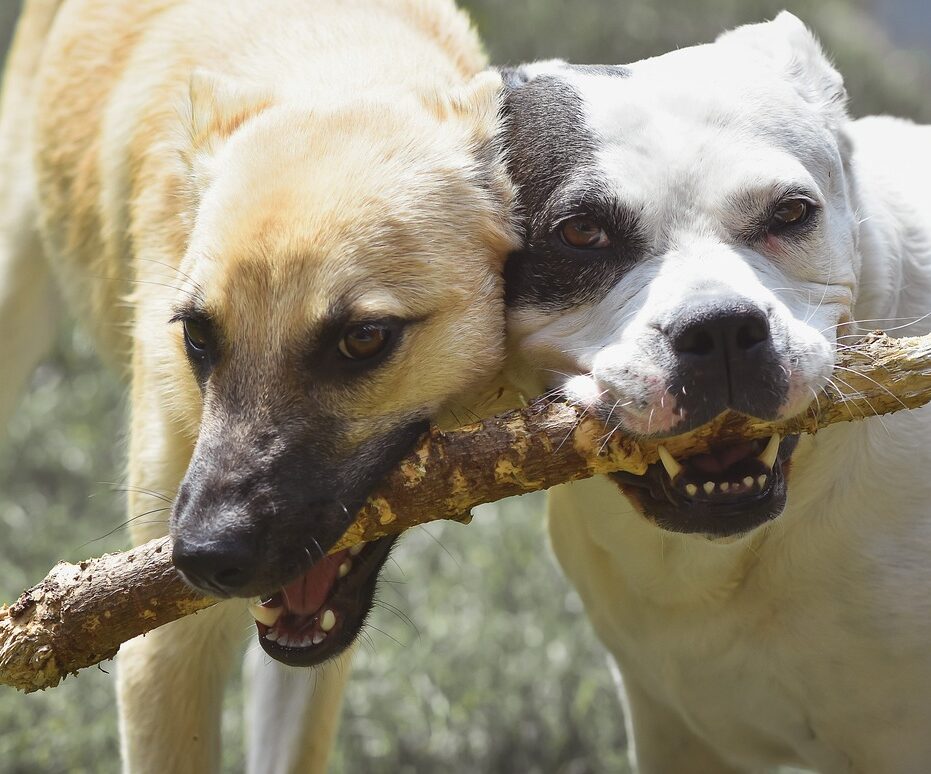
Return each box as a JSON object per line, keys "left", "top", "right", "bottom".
{"left": 249, "top": 537, "right": 393, "bottom": 667}
{"left": 611, "top": 433, "right": 800, "bottom": 537}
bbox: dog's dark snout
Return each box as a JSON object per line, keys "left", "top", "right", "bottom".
{"left": 667, "top": 301, "right": 785, "bottom": 427}
{"left": 172, "top": 535, "right": 258, "bottom": 597}
{"left": 671, "top": 303, "right": 770, "bottom": 358}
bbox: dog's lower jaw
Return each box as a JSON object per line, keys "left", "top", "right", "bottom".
{"left": 610, "top": 435, "right": 800, "bottom": 538}
{"left": 250, "top": 537, "right": 395, "bottom": 667}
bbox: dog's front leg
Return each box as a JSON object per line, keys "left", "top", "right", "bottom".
{"left": 116, "top": 378, "right": 243, "bottom": 774}
{"left": 117, "top": 602, "right": 244, "bottom": 773}
{"left": 243, "top": 647, "right": 354, "bottom": 774}
{"left": 621, "top": 673, "right": 746, "bottom": 774}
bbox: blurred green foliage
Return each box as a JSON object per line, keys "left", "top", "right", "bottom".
{"left": 0, "top": 1, "right": 928, "bottom": 772}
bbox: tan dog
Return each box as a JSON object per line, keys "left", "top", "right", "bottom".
{"left": 0, "top": 0, "right": 515, "bottom": 770}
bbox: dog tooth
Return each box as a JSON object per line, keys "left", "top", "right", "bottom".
{"left": 686, "top": 484, "right": 698, "bottom": 496}
{"left": 758, "top": 433, "right": 781, "bottom": 470}
{"left": 703, "top": 481, "right": 715, "bottom": 495}
{"left": 349, "top": 544, "right": 364, "bottom": 556}
{"left": 249, "top": 603, "right": 283, "bottom": 628}
{"left": 265, "top": 628, "right": 279, "bottom": 642}
{"left": 276, "top": 633, "right": 290, "bottom": 647}
{"left": 720, "top": 482, "right": 730, "bottom": 492}
{"left": 312, "top": 632, "right": 326, "bottom": 645}
{"left": 321, "top": 609, "right": 336, "bottom": 632}
{"left": 743, "top": 476, "right": 754, "bottom": 488}
{"left": 757, "top": 475, "right": 768, "bottom": 488}
{"left": 300, "top": 636, "right": 313, "bottom": 648}
{"left": 338, "top": 561, "right": 351, "bottom": 578}
{"left": 657, "top": 445, "right": 683, "bottom": 480}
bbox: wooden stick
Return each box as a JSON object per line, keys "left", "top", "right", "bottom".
{"left": 3, "top": 331, "right": 930, "bottom": 692}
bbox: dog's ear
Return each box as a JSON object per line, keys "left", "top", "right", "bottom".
{"left": 185, "top": 69, "right": 274, "bottom": 152}
{"left": 419, "top": 70, "right": 518, "bottom": 258}
{"left": 718, "top": 12, "right": 848, "bottom": 129}
{"left": 420, "top": 70, "right": 503, "bottom": 140}
{"left": 175, "top": 71, "right": 274, "bottom": 215}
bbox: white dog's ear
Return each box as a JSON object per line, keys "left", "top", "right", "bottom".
{"left": 719, "top": 12, "right": 848, "bottom": 128}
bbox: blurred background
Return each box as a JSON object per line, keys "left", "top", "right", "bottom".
{"left": 0, "top": 0, "right": 928, "bottom": 772}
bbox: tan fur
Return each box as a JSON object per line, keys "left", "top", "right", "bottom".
{"left": 1, "top": 0, "right": 516, "bottom": 770}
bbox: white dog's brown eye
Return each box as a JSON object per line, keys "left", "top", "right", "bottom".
{"left": 559, "top": 217, "right": 611, "bottom": 249}
{"left": 338, "top": 323, "right": 392, "bottom": 361}
{"left": 770, "top": 198, "right": 811, "bottom": 229}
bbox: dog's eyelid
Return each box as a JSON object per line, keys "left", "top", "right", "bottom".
{"left": 168, "top": 306, "right": 214, "bottom": 327}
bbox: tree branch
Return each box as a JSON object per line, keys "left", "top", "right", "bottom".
{"left": 3, "top": 332, "right": 931, "bottom": 692}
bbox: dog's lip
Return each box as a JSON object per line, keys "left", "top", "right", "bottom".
{"left": 611, "top": 434, "right": 800, "bottom": 536}
{"left": 251, "top": 537, "right": 395, "bottom": 667}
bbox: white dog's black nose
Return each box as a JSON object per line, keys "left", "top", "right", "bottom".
{"left": 666, "top": 301, "right": 785, "bottom": 426}
{"left": 172, "top": 535, "right": 259, "bottom": 597}
{"left": 670, "top": 302, "right": 770, "bottom": 361}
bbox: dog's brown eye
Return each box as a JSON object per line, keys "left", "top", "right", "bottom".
{"left": 770, "top": 198, "right": 812, "bottom": 229}
{"left": 338, "top": 323, "right": 392, "bottom": 361}
{"left": 559, "top": 217, "right": 611, "bottom": 249}
{"left": 183, "top": 319, "right": 211, "bottom": 353}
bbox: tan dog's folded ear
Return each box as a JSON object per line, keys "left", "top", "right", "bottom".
{"left": 176, "top": 71, "right": 275, "bottom": 219}
{"left": 717, "top": 12, "right": 848, "bottom": 128}
{"left": 419, "top": 70, "right": 518, "bottom": 257}
{"left": 420, "top": 70, "right": 503, "bottom": 141}
{"left": 187, "top": 69, "right": 274, "bottom": 151}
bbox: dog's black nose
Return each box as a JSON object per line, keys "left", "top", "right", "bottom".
{"left": 667, "top": 301, "right": 784, "bottom": 426}
{"left": 172, "top": 535, "right": 258, "bottom": 597}
{"left": 670, "top": 302, "right": 770, "bottom": 360}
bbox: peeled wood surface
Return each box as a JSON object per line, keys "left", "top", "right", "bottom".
{"left": 3, "top": 332, "right": 931, "bottom": 692}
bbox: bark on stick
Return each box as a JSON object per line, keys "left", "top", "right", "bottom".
{"left": 3, "top": 331, "right": 930, "bottom": 692}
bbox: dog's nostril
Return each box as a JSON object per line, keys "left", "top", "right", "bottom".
{"left": 736, "top": 317, "right": 770, "bottom": 350}
{"left": 675, "top": 328, "right": 716, "bottom": 356}
{"left": 172, "top": 536, "right": 257, "bottom": 596}
{"left": 214, "top": 565, "right": 252, "bottom": 589}
{"left": 670, "top": 304, "right": 770, "bottom": 358}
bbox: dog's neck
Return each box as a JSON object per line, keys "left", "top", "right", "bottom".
{"left": 848, "top": 125, "right": 931, "bottom": 338}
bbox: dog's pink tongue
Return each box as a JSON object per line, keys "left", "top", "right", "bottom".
{"left": 280, "top": 552, "right": 344, "bottom": 616}
{"left": 690, "top": 441, "right": 756, "bottom": 474}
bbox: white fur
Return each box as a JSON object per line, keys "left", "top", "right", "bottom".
{"left": 508, "top": 14, "right": 931, "bottom": 773}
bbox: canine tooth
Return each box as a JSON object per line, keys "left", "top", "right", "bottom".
{"left": 320, "top": 609, "right": 336, "bottom": 632}
{"left": 338, "top": 561, "right": 351, "bottom": 578}
{"left": 720, "top": 482, "right": 730, "bottom": 492}
{"left": 743, "top": 476, "right": 754, "bottom": 488}
{"left": 349, "top": 544, "right": 364, "bottom": 556}
{"left": 758, "top": 433, "right": 781, "bottom": 470}
{"left": 266, "top": 629, "right": 279, "bottom": 642}
{"left": 757, "top": 475, "right": 768, "bottom": 488}
{"left": 312, "top": 632, "right": 326, "bottom": 645}
{"left": 703, "top": 481, "right": 715, "bottom": 495}
{"left": 300, "top": 636, "right": 313, "bottom": 648}
{"left": 249, "top": 603, "right": 283, "bottom": 628}
{"left": 686, "top": 484, "right": 698, "bottom": 496}
{"left": 277, "top": 634, "right": 291, "bottom": 647}
{"left": 657, "top": 446, "right": 683, "bottom": 480}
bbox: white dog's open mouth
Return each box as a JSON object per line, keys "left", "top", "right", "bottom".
{"left": 611, "top": 433, "right": 800, "bottom": 536}
{"left": 249, "top": 537, "right": 393, "bottom": 666}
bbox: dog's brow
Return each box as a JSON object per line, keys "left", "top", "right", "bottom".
{"left": 168, "top": 300, "right": 211, "bottom": 325}
{"left": 728, "top": 183, "right": 820, "bottom": 239}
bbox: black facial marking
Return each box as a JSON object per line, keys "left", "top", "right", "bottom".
{"left": 500, "top": 70, "right": 645, "bottom": 311}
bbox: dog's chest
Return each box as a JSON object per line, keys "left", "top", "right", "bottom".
{"left": 547, "top": 449, "right": 931, "bottom": 772}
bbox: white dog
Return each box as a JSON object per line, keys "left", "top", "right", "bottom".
{"left": 500, "top": 13, "right": 931, "bottom": 773}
